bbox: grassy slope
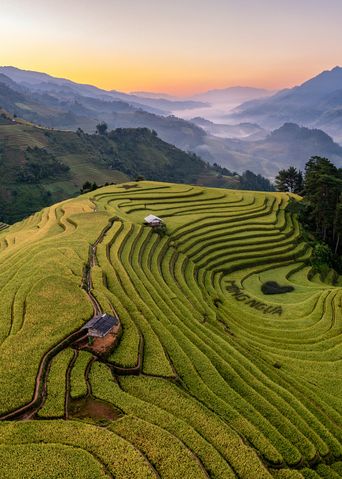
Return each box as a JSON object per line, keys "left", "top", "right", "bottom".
{"left": 0, "top": 120, "right": 239, "bottom": 223}
{"left": 0, "top": 181, "right": 340, "bottom": 479}
{"left": 0, "top": 122, "right": 127, "bottom": 222}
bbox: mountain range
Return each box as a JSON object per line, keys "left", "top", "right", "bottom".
{"left": 189, "top": 86, "right": 273, "bottom": 105}
{"left": 229, "top": 66, "right": 342, "bottom": 143}
{"left": 0, "top": 66, "right": 209, "bottom": 149}
{"left": 0, "top": 66, "right": 342, "bottom": 177}
{"left": 220, "top": 122, "right": 342, "bottom": 177}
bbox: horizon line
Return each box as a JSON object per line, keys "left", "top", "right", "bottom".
{"left": 1, "top": 64, "right": 341, "bottom": 97}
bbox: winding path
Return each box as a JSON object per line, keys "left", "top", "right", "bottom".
{"left": 0, "top": 216, "right": 147, "bottom": 421}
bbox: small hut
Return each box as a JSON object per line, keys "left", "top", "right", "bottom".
{"left": 82, "top": 313, "right": 119, "bottom": 338}
{"left": 144, "top": 214, "right": 163, "bottom": 227}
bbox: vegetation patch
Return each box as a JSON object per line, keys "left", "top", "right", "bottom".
{"left": 261, "top": 281, "right": 295, "bottom": 295}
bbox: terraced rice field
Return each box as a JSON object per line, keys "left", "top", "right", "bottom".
{"left": 0, "top": 181, "right": 341, "bottom": 478}
{"left": 0, "top": 124, "right": 47, "bottom": 149}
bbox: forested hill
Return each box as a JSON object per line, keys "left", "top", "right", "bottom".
{"left": 0, "top": 114, "right": 273, "bottom": 223}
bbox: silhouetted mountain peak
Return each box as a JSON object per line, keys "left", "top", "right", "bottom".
{"left": 269, "top": 123, "right": 338, "bottom": 146}
{"left": 298, "top": 65, "right": 342, "bottom": 95}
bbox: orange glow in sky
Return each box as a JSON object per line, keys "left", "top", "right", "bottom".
{"left": 1, "top": 0, "right": 341, "bottom": 95}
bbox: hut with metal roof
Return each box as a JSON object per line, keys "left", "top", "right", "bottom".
{"left": 82, "top": 313, "right": 119, "bottom": 338}
{"left": 144, "top": 214, "right": 163, "bottom": 227}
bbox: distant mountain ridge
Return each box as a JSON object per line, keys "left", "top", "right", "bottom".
{"left": 0, "top": 67, "right": 210, "bottom": 148}
{"left": 1, "top": 65, "right": 342, "bottom": 177}
{"left": 189, "top": 86, "right": 274, "bottom": 105}
{"left": 0, "top": 67, "right": 276, "bottom": 175}
{"left": 131, "top": 91, "right": 178, "bottom": 100}
{"left": 0, "top": 66, "right": 207, "bottom": 113}
{"left": 229, "top": 66, "right": 342, "bottom": 143}
{"left": 220, "top": 122, "right": 342, "bottom": 177}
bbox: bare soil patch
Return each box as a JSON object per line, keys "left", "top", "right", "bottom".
{"left": 74, "top": 326, "right": 120, "bottom": 357}
{"left": 69, "top": 396, "right": 122, "bottom": 424}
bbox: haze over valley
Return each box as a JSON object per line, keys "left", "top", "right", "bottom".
{"left": 1, "top": 65, "right": 342, "bottom": 178}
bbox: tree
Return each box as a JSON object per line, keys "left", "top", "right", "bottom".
{"left": 334, "top": 194, "right": 342, "bottom": 254}
{"left": 304, "top": 156, "right": 341, "bottom": 241}
{"left": 81, "top": 181, "right": 99, "bottom": 193}
{"left": 277, "top": 156, "right": 342, "bottom": 272}
{"left": 96, "top": 122, "right": 108, "bottom": 135}
{"left": 80, "top": 181, "right": 92, "bottom": 193}
{"left": 80, "top": 181, "right": 98, "bottom": 193}
{"left": 275, "top": 170, "right": 289, "bottom": 192}
{"left": 275, "top": 166, "right": 303, "bottom": 193}
{"left": 311, "top": 242, "right": 333, "bottom": 272}
{"left": 240, "top": 170, "right": 274, "bottom": 191}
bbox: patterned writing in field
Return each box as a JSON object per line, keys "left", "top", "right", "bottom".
{"left": 226, "top": 280, "right": 283, "bottom": 316}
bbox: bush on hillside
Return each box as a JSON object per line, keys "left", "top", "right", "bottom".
{"left": 261, "top": 281, "right": 294, "bottom": 295}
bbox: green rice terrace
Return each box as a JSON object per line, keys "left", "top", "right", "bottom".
{"left": 0, "top": 181, "right": 341, "bottom": 479}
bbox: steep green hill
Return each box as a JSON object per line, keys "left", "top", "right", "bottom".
{"left": 0, "top": 182, "right": 340, "bottom": 478}
{"left": 0, "top": 116, "right": 272, "bottom": 223}
{"left": 0, "top": 121, "right": 213, "bottom": 222}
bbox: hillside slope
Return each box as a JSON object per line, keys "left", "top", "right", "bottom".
{"left": 0, "top": 182, "right": 340, "bottom": 478}
{"left": 0, "top": 117, "right": 249, "bottom": 223}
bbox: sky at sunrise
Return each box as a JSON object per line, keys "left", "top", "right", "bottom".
{"left": 1, "top": 0, "right": 342, "bottom": 95}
